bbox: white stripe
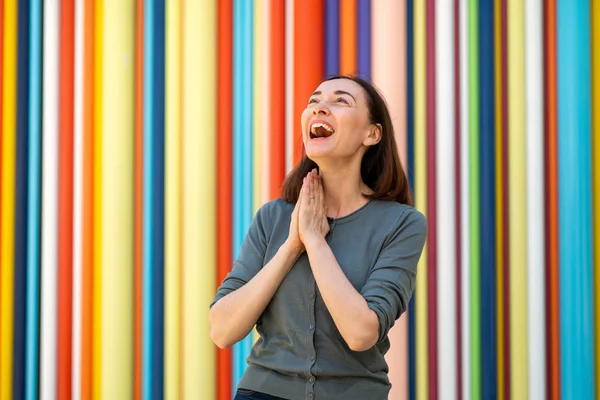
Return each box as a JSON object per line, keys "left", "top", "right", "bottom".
{"left": 41, "top": 0, "right": 60, "bottom": 398}
{"left": 459, "top": 0, "right": 471, "bottom": 398}
{"left": 436, "top": 1, "right": 457, "bottom": 399}
{"left": 525, "top": 0, "right": 545, "bottom": 398}
{"left": 285, "top": 0, "right": 294, "bottom": 173}
{"left": 260, "top": 0, "right": 271, "bottom": 202}
{"left": 71, "top": 0, "right": 84, "bottom": 398}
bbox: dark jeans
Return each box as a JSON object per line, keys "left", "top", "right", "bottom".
{"left": 234, "top": 388, "right": 288, "bottom": 400}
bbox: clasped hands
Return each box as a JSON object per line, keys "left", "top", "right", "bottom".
{"left": 287, "top": 169, "right": 330, "bottom": 254}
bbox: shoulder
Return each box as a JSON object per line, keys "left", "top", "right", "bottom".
{"left": 256, "top": 197, "right": 294, "bottom": 218}
{"left": 368, "top": 200, "right": 427, "bottom": 238}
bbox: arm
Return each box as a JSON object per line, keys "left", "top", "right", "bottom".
{"left": 209, "top": 240, "right": 303, "bottom": 349}
{"left": 304, "top": 237, "right": 380, "bottom": 351}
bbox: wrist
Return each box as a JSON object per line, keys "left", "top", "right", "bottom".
{"left": 281, "top": 239, "right": 304, "bottom": 259}
{"left": 302, "top": 235, "right": 327, "bottom": 252}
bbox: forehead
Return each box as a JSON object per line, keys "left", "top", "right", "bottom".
{"left": 313, "top": 79, "right": 366, "bottom": 100}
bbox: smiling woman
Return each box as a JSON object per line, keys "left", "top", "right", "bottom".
{"left": 209, "top": 75, "right": 427, "bottom": 400}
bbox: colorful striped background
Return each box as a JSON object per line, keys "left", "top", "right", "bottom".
{"left": 0, "top": 0, "right": 598, "bottom": 399}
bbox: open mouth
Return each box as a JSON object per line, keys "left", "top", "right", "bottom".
{"left": 309, "top": 122, "right": 335, "bottom": 139}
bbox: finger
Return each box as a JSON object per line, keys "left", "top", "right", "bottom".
{"left": 317, "top": 175, "right": 325, "bottom": 212}
{"left": 312, "top": 171, "right": 320, "bottom": 208}
{"left": 302, "top": 176, "right": 311, "bottom": 207}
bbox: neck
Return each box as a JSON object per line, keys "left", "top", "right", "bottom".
{"left": 316, "top": 157, "right": 372, "bottom": 219}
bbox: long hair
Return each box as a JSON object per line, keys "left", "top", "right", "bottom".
{"left": 281, "top": 75, "right": 413, "bottom": 206}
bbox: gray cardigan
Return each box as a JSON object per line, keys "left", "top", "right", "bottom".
{"left": 211, "top": 198, "right": 427, "bottom": 400}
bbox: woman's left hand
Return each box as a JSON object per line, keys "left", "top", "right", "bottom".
{"left": 298, "top": 169, "right": 330, "bottom": 247}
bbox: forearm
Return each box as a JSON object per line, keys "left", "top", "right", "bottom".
{"left": 209, "top": 240, "right": 303, "bottom": 349}
{"left": 304, "top": 237, "right": 379, "bottom": 351}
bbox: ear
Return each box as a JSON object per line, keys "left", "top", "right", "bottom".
{"left": 363, "top": 123, "right": 382, "bottom": 147}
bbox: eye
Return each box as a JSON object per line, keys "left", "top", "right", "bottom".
{"left": 336, "top": 97, "right": 349, "bottom": 104}
{"left": 308, "top": 98, "right": 319, "bottom": 104}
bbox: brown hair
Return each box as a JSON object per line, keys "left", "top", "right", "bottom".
{"left": 281, "top": 75, "right": 413, "bottom": 206}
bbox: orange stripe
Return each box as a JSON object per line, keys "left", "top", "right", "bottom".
{"left": 134, "top": 0, "right": 143, "bottom": 398}
{"left": 58, "top": 0, "right": 75, "bottom": 397}
{"left": 217, "top": 0, "right": 233, "bottom": 398}
{"left": 293, "top": 0, "right": 323, "bottom": 164}
{"left": 81, "top": 0, "right": 94, "bottom": 396}
{"left": 269, "top": 0, "right": 285, "bottom": 198}
{"left": 545, "top": 0, "right": 560, "bottom": 398}
{"left": 340, "top": 0, "right": 356, "bottom": 75}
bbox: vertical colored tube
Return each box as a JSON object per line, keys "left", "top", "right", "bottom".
{"left": 406, "top": 2, "right": 416, "bottom": 398}
{"left": 293, "top": 0, "right": 323, "bottom": 164}
{"left": 593, "top": 1, "right": 600, "bottom": 396}
{"left": 92, "top": 0, "right": 103, "bottom": 397}
{"left": 436, "top": 1, "right": 457, "bottom": 399}
{"left": 133, "top": 0, "right": 144, "bottom": 398}
{"left": 479, "top": 1, "right": 496, "bottom": 398}
{"left": 426, "top": 1, "right": 438, "bottom": 398}
{"left": 508, "top": 0, "right": 528, "bottom": 398}
{"left": 468, "top": 0, "right": 481, "bottom": 398}
{"left": 58, "top": 0, "right": 75, "bottom": 398}
{"left": 525, "top": 0, "right": 545, "bottom": 398}
{"left": 325, "top": 0, "right": 339, "bottom": 77}
{"left": 41, "top": 0, "right": 59, "bottom": 397}
{"left": 182, "top": 0, "right": 217, "bottom": 398}
{"left": 459, "top": 0, "right": 471, "bottom": 398}
{"left": 100, "top": 0, "right": 134, "bottom": 397}
{"left": 217, "top": 0, "right": 233, "bottom": 397}
{"left": 557, "top": 1, "right": 594, "bottom": 399}
{"left": 233, "top": 0, "right": 254, "bottom": 389}
{"left": 26, "top": 0, "right": 42, "bottom": 397}
{"left": 285, "top": 0, "right": 294, "bottom": 173}
{"left": 14, "top": 0, "right": 30, "bottom": 397}
{"left": 0, "top": 0, "right": 16, "bottom": 397}
{"left": 82, "top": 0, "right": 95, "bottom": 396}
{"left": 253, "top": 0, "right": 262, "bottom": 215}
{"left": 356, "top": 0, "right": 370, "bottom": 79}
{"left": 413, "top": 1, "right": 429, "bottom": 399}
{"left": 269, "top": 0, "right": 285, "bottom": 198}
{"left": 340, "top": 0, "right": 356, "bottom": 75}
{"left": 142, "top": 0, "right": 155, "bottom": 397}
{"left": 372, "top": 1, "right": 408, "bottom": 398}
{"left": 544, "top": 0, "right": 560, "bottom": 397}
{"left": 72, "top": 0, "right": 85, "bottom": 396}
{"left": 259, "top": 0, "right": 271, "bottom": 205}
{"left": 165, "top": 0, "right": 181, "bottom": 397}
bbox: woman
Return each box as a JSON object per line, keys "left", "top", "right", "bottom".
{"left": 209, "top": 75, "right": 427, "bottom": 400}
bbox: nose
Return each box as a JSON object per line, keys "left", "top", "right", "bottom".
{"left": 312, "top": 103, "right": 330, "bottom": 116}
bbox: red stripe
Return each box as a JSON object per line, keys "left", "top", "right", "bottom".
{"left": 58, "top": 0, "right": 75, "bottom": 397}
{"left": 134, "top": 0, "right": 144, "bottom": 398}
{"left": 293, "top": 0, "right": 323, "bottom": 165}
{"left": 81, "top": 0, "right": 95, "bottom": 396}
{"left": 270, "top": 0, "right": 285, "bottom": 199}
{"left": 217, "top": 0, "right": 233, "bottom": 397}
{"left": 544, "top": 0, "right": 560, "bottom": 398}
{"left": 453, "top": 1, "right": 463, "bottom": 398}
{"left": 426, "top": 0, "right": 438, "bottom": 399}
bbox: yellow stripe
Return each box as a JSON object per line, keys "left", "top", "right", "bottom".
{"left": 100, "top": 0, "right": 134, "bottom": 397}
{"left": 165, "top": 0, "right": 182, "bottom": 397}
{"left": 493, "top": 0, "right": 505, "bottom": 398}
{"left": 182, "top": 0, "right": 217, "bottom": 397}
{"left": 507, "top": 0, "right": 527, "bottom": 397}
{"left": 93, "top": 0, "right": 104, "bottom": 397}
{"left": 592, "top": 0, "right": 600, "bottom": 395}
{"left": 0, "top": 0, "right": 17, "bottom": 397}
{"left": 414, "top": 2, "right": 428, "bottom": 400}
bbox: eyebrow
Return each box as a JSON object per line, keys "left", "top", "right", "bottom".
{"left": 310, "top": 90, "right": 356, "bottom": 101}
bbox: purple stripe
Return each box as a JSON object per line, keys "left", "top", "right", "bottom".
{"left": 325, "top": 0, "right": 340, "bottom": 77}
{"left": 357, "top": 0, "right": 371, "bottom": 79}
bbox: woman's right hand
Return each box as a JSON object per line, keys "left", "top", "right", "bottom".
{"left": 286, "top": 185, "right": 305, "bottom": 255}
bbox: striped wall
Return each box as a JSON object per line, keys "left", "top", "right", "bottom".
{"left": 0, "top": 0, "right": 598, "bottom": 399}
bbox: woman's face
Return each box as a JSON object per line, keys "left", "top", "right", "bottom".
{"left": 301, "top": 79, "right": 380, "bottom": 162}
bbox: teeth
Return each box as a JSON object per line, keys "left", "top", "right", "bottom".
{"left": 310, "top": 122, "right": 334, "bottom": 135}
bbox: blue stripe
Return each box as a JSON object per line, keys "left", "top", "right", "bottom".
{"left": 152, "top": 0, "right": 166, "bottom": 398}
{"left": 478, "top": 0, "right": 496, "bottom": 398}
{"left": 357, "top": 0, "right": 371, "bottom": 79}
{"left": 25, "top": 0, "right": 42, "bottom": 398}
{"left": 557, "top": 1, "right": 594, "bottom": 398}
{"left": 142, "top": 0, "right": 155, "bottom": 397}
{"left": 406, "top": 0, "right": 415, "bottom": 398}
{"left": 325, "top": 0, "right": 340, "bottom": 77}
{"left": 14, "top": 0, "right": 31, "bottom": 397}
{"left": 232, "top": 0, "right": 254, "bottom": 393}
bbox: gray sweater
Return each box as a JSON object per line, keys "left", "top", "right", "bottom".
{"left": 211, "top": 198, "right": 427, "bottom": 400}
